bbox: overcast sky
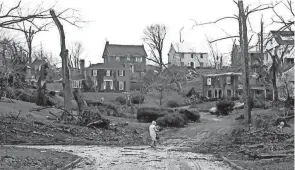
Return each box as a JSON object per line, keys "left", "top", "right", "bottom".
{"left": 7, "top": 0, "right": 294, "bottom": 66}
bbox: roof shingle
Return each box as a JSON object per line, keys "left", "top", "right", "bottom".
{"left": 104, "top": 43, "right": 147, "bottom": 57}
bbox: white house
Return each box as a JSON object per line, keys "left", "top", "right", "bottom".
{"left": 264, "top": 31, "right": 294, "bottom": 67}
{"left": 168, "top": 42, "right": 209, "bottom": 68}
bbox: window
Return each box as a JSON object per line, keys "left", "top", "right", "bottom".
{"left": 207, "top": 90, "right": 212, "bottom": 98}
{"left": 106, "top": 70, "right": 111, "bottom": 76}
{"left": 93, "top": 70, "right": 97, "bottom": 76}
{"left": 130, "top": 64, "right": 134, "bottom": 73}
{"left": 226, "top": 76, "right": 231, "bottom": 84}
{"left": 227, "top": 89, "right": 232, "bottom": 97}
{"left": 119, "top": 81, "right": 124, "bottom": 90}
{"left": 116, "top": 56, "right": 120, "bottom": 62}
{"left": 200, "top": 54, "right": 203, "bottom": 59}
{"left": 127, "top": 56, "right": 130, "bottom": 61}
{"left": 72, "top": 80, "right": 82, "bottom": 88}
{"left": 136, "top": 57, "right": 142, "bottom": 62}
{"left": 119, "top": 70, "right": 124, "bottom": 76}
{"left": 191, "top": 54, "right": 194, "bottom": 58}
{"left": 207, "top": 78, "right": 211, "bottom": 85}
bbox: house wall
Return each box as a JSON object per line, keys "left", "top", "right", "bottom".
{"left": 202, "top": 74, "right": 240, "bottom": 99}
{"left": 86, "top": 68, "right": 130, "bottom": 92}
{"left": 168, "top": 47, "right": 182, "bottom": 66}
{"left": 182, "top": 53, "right": 209, "bottom": 68}
{"left": 104, "top": 55, "right": 146, "bottom": 73}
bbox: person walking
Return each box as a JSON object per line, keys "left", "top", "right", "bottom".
{"left": 149, "top": 121, "right": 158, "bottom": 147}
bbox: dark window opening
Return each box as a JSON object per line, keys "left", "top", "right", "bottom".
{"left": 190, "top": 62, "right": 194, "bottom": 68}
{"left": 191, "top": 54, "right": 194, "bottom": 58}
{"left": 200, "top": 54, "right": 203, "bottom": 59}
{"left": 227, "top": 89, "right": 232, "bottom": 97}
{"left": 208, "top": 90, "right": 212, "bottom": 98}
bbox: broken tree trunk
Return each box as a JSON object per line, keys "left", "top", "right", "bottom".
{"left": 238, "top": 0, "right": 251, "bottom": 124}
{"left": 36, "top": 63, "right": 46, "bottom": 106}
{"left": 73, "top": 88, "right": 86, "bottom": 117}
{"left": 50, "top": 10, "right": 72, "bottom": 120}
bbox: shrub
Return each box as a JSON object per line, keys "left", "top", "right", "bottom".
{"left": 166, "top": 100, "right": 180, "bottom": 108}
{"left": 59, "top": 90, "right": 64, "bottom": 97}
{"left": 48, "top": 91, "right": 56, "bottom": 96}
{"left": 5, "top": 87, "right": 16, "bottom": 99}
{"left": 15, "top": 89, "right": 35, "bottom": 103}
{"left": 231, "top": 96, "right": 240, "bottom": 101}
{"left": 179, "top": 109, "right": 200, "bottom": 122}
{"left": 131, "top": 94, "right": 145, "bottom": 104}
{"left": 216, "top": 100, "right": 234, "bottom": 115}
{"left": 115, "top": 96, "right": 127, "bottom": 105}
{"left": 137, "top": 107, "right": 174, "bottom": 122}
{"left": 156, "top": 112, "right": 188, "bottom": 127}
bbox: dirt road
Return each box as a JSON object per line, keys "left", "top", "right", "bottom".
{"left": 14, "top": 112, "right": 238, "bottom": 170}
{"left": 18, "top": 145, "right": 232, "bottom": 170}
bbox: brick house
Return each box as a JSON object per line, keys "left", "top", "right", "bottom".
{"left": 102, "top": 41, "right": 147, "bottom": 78}
{"left": 86, "top": 62, "right": 130, "bottom": 92}
{"left": 202, "top": 72, "right": 242, "bottom": 99}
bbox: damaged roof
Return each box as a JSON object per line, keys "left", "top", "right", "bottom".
{"left": 270, "top": 31, "right": 294, "bottom": 46}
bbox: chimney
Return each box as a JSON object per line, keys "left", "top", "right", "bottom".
{"left": 106, "top": 41, "right": 109, "bottom": 45}
{"left": 80, "top": 59, "right": 86, "bottom": 78}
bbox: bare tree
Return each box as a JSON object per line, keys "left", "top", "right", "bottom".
{"left": 50, "top": 9, "right": 72, "bottom": 120}
{"left": 143, "top": 24, "right": 167, "bottom": 72}
{"left": 69, "top": 41, "right": 84, "bottom": 68}
{"left": 192, "top": 0, "right": 275, "bottom": 124}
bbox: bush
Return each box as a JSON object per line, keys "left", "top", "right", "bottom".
{"left": 15, "top": 89, "right": 35, "bottom": 103}
{"left": 179, "top": 109, "right": 200, "bottom": 122}
{"left": 231, "top": 96, "right": 240, "bottom": 101}
{"left": 4, "top": 87, "right": 16, "bottom": 99}
{"left": 166, "top": 100, "right": 180, "bottom": 108}
{"left": 216, "top": 100, "right": 234, "bottom": 115}
{"left": 137, "top": 107, "right": 174, "bottom": 122}
{"left": 131, "top": 94, "right": 145, "bottom": 104}
{"left": 59, "top": 90, "right": 64, "bottom": 97}
{"left": 115, "top": 96, "right": 127, "bottom": 105}
{"left": 48, "top": 91, "right": 56, "bottom": 96}
{"left": 156, "top": 112, "right": 188, "bottom": 127}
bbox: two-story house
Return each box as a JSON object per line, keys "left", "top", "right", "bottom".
{"left": 202, "top": 72, "right": 242, "bottom": 99}
{"left": 264, "top": 31, "right": 294, "bottom": 67}
{"left": 168, "top": 42, "right": 209, "bottom": 68}
{"left": 86, "top": 62, "right": 130, "bottom": 92}
{"left": 102, "top": 41, "right": 147, "bottom": 78}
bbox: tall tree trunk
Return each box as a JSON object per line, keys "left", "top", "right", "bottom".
{"left": 73, "top": 88, "right": 85, "bottom": 117}
{"left": 238, "top": 0, "right": 252, "bottom": 124}
{"left": 50, "top": 10, "right": 72, "bottom": 120}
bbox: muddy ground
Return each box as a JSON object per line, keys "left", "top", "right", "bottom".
{"left": 0, "top": 99, "right": 294, "bottom": 170}
{"left": 0, "top": 146, "right": 79, "bottom": 170}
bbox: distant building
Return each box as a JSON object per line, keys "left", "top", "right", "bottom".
{"left": 202, "top": 72, "right": 242, "bottom": 99}
{"left": 86, "top": 62, "right": 130, "bottom": 92}
{"left": 70, "top": 59, "right": 86, "bottom": 90}
{"left": 168, "top": 42, "right": 209, "bottom": 68}
{"left": 202, "top": 72, "right": 266, "bottom": 99}
{"left": 264, "top": 31, "right": 294, "bottom": 67}
{"left": 102, "top": 41, "right": 147, "bottom": 78}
